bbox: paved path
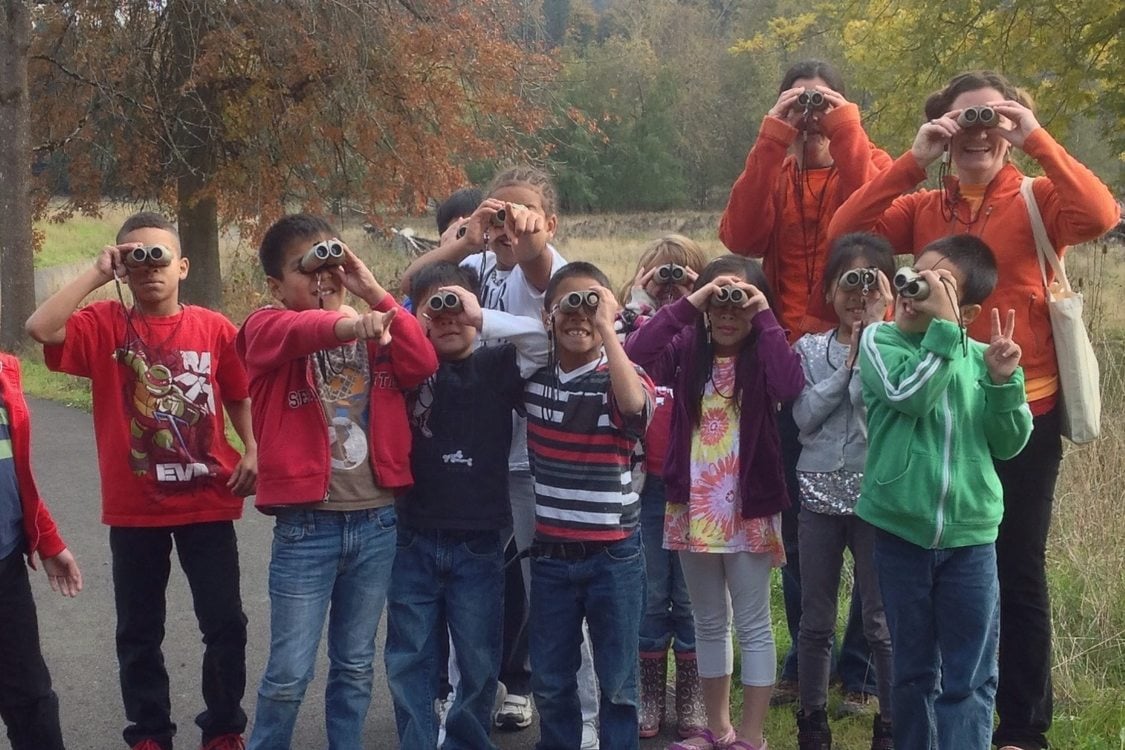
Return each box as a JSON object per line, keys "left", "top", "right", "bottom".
{"left": 13, "top": 398, "right": 674, "bottom": 750}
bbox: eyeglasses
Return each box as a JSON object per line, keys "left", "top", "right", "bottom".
{"left": 123, "top": 245, "right": 172, "bottom": 269}
{"left": 710, "top": 285, "right": 747, "bottom": 307}
{"left": 654, "top": 264, "right": 686, "bottom": 284}
{"left": 557, "top": 290, "right": 600, "bottom": 313}
{"left": 298, "top": 240, "right": 345, "bottom": 273}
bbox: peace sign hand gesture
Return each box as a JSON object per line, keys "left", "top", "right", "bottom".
{"left": 985, "top": 308, "right": 1021, "bottom": 384}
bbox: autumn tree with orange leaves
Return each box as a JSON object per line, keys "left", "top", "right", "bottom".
{"left": 28, "top": 0, "right": 555, "bottom": 308}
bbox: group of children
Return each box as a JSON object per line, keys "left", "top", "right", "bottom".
{"left": 0, "top": 61, "right": 1118, "bottom": 750}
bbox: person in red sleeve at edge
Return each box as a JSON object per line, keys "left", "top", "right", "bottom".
{"left": 236, "top": 213, "right": 437, "bottom": 750}
{"left": 827, "top": 70, "right": 1120, "bottom": 750}
{"left": 718, "top": 59, "right": 892, "bottom": 712}
{"left": 0, "top": 351, "right": 83, "bottom": 750}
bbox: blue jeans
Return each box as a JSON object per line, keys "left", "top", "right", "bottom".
{"left": 874, "top": 531, "right": 999, "bottom": 750}
{"left": 638, "top": 476, "right": 694, "bottom": 654}
{"left": 385, "top": 526, "right": 504, "bottom": 750}
{"left": 247, "top": 506, "right": 397, "bottom": 750}
{"left": 529, "top": 530, "right": 645, "bottom": 750}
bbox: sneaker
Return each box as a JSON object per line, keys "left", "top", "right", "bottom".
{"left": 200, "top": 736, "right": 245, "bottom": 750}
{"left": 836, "top": 690, "right": 876, "bottom": 718}
{"left": 494, "top": 693, "right": 533, "bottom": 731}
{"left": 769, "top": 678, "right": 799, "bottom": 706}
{"left": 580, "top": 719, "right": 599, "bottom": 749}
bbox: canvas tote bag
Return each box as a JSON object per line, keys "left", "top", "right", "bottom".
{"left": 1021, "top": 176, "right": 1101, "bottom": 443}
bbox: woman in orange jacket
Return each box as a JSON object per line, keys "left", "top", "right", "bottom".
{"left": 827, "top": 70, "right": 1120, "bottom": 750}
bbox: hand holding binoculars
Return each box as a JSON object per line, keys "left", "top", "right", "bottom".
{"left": 956, "top": 105, "right": 997, "bottom": 129}
{"left": 425, "top": 291, "right": 463, "bottom": 315}
{"left": 654, "top": 263, "right": 687, "bottom": 284}
{"left": 558, "top": 290, "right": 600, "bottom": 313}
{"left": 299, "top": 240, "right": 345, "bottom": 273}
{"left": 711, "top": 285, "right": 748, "bottom": 307}
{"left": 123, "top": 244, "right": 172, "bottom": 269}
{"left": 840, "top": 268, "right": 877, "bottom": 294}
{"left": 893, "top": 268, "right": 930, "bottom": 300}
{"left": 797, "top": 88, "right": 828, "bottom": 112}
{"left": 454, "top": 206, "right": 513, "bottom": 240}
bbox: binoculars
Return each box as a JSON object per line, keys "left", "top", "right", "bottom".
{"left": 299, "top": 240, "right": 345, "bottom": 273}
{"left": 123, "top": 244, "right": 172, "bottom": 269}
{"left": 711, "top": 285, "right": 747, "bottom": 307}
{"left": 426, "top": 291, "right": 462, "bottom": 314}
{"left": 558, "top": 290, "right": 600, "bottom": 313}
{"left": 840, "top": 268, "right": 877, "bottom": 293}
{"left": 490, "top": 208, "right": 508, "bottom": 228}
{"left": 893, "top": 268, "right": 930, "bottom": 300}
{"left": 957, "top": 105, "right": 997, "bottom": 129}
{"left": 654, "top": 263, "right": 687, "bottom": 284}
{"left": 797, "top": 88, "right": 827, "bottom": 112}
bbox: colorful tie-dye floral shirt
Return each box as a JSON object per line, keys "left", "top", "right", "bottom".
{"left": 664, "top": 356, "right": 785, "bottom": 566}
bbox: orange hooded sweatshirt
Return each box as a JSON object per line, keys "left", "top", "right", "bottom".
{"left": 719, "top": 102, "right": 892, "bottom": 342}
{"left": 827, "top": 127, "right": 1120, "bottom": 413}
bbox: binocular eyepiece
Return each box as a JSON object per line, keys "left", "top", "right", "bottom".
{"left": 797, "top": 88, "right": 827, "bottom": 112}
{"left": 558, "top": 290, "right": 600, "bottom": 313}
{"left": 426, "top": 291, "right": 462, "bottom": 314}
{"left": 893, "top": 268, "right": 930, "bottom": 301}
{"left": 956, "top": 105, "right": 997, "bottom": 129}
{"left": 123, "top": 244, "right": 172, "bottom": 269}
{"left": 299, "top": 240, "right": 345, "bottom": 273}
{"left": 840, "top": 268, "right": 877, "bottom": 293}
{"left": 711, "top": 285, "right": 747, "bottom": 307}
{"left": 654, "top": 263, "right": 686, "bottom": 284}
{"left": 489, "top": 208, "right": 507, "bottom": 228}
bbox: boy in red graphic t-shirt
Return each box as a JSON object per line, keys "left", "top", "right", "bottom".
{"left": 25, "top": 212, "right": 256, "bottom": 750}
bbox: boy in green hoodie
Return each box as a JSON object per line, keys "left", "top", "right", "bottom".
{"left": 857, "top": 234, "right": 1032, "bottom": 750}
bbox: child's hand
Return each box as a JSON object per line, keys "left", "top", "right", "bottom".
{"left": 589, "top": 285, "right": 620, "bottom": 336}
{"left": 985, "top": 308, "right": 1021, "bottom": 384}
{"left": 733, "top": 281, "right": 770, "bottom": 316}
{"left": 687, "top": 274, "right": 739, "bottom": 311}
{"left": 445, "top": 199, "right": 507, "bottom": 249}
{"left": 442, "top": 285, "right": 484, "bottom": 330}
{"left": 42, "top": 548, "right": 83, "bottom": 598}
{"left": 911, "top": 268, "right": 961, "bottom": 323}
{"left": 845, "top": 321, "right": 863, "bottom": 370}
{"left": 862, "top": 270, "right": 894, "bottom": 325}
{"left": 332, "top": 242, "right": 386, "bottom": 306}
{"left": 352, "top": 307, "right": 396, "bottom": 347}
{"left": 96, "top": 244, "right": 132, "bottom": 281}
{"left": 227, "top": 449, "right": 258, "bottom": 497}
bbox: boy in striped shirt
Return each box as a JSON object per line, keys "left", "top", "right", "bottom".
{"left": 524, "top": 262, "right": 655, "bottom": 750}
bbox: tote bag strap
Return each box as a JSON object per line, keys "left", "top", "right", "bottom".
{"left": 1021, "top": 176, "right": 1073, "bottom": 295}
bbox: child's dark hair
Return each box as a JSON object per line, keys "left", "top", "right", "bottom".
{"left": 924, "top": 70, "right": 1033, "bottom": 121}
{"left": 822, "top": 233, "right": 896, "bottom": 298}
{"left": 436, "top": 188, "right": 483, "bottom": 235}
{"left": 779, "top": 60, "right": 845, "bottom": 96}
{"left": 411, "top": 261, "right": 481, "bottom": 301}
{"left": 117, "top": 212, "right": 179, "bottom": 244}
{"left": 259, "top": 213, "right": 337, "bottom": 280}
{"left": 686, "top": 255, "right": 774, "bottom": 427}
{"left": 919, "top": 234, "right": 998, "bottom": 306}
{"left": 488, "top": 165, "right": 558, "bottom": 217}
{"left": 543, "top": 262, "right": 611, "bottom": 312}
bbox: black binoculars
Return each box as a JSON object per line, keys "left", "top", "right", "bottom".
{"left": 957, "top": 106, "right": 997, "bottom": 129}
{"left": 654, "top": 264, "right": 687, "bottom": 284}
{"left": 558, "top": 290, "right": 600, "bottom": 313}
{"left": 426, "top": 291, "right": 462, "bottom": 314}
{"left": 123, "top": 244, "right": 172, "bottom": 269}
{"left": 797, "top": 88, "right": 827, "bottom": 112}
{"left": 840, "top": 268, "right": 877, "bottom": 293}
{"left": 893, "top": 268, "right": 930, "bottom": 301}
{"left": 711, "top": 285, "right": 747, "bottom": 307}
{"left": 299, "top": 240, "right": 345, "bottom": 273}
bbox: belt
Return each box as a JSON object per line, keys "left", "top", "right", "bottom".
{"left": 529, "top": 539, "right": 619, "bottom": 561}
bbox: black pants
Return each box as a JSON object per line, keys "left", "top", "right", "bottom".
{"left": 993, "top": 408, "right": 1062, "bottom": 750}
{"left": 111, "top": 521, "right": 248, "bottom": 749}
{"left": 0, "top": 548, "right": 65, "bottom": 750}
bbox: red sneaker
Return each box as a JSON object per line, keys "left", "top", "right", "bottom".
{"left": 200, "top": 734, "right": 246, "bottom": 750}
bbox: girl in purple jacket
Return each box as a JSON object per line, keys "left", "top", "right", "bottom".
{"left": 625, "top": 255, "right": 805, "bottom": 750}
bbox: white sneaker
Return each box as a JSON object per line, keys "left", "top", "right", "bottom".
{"left": 494, "top": 692, "right": 533, "bottom": 730}
{"left": 580, "top": 719, "right": 599, "bottom": 749}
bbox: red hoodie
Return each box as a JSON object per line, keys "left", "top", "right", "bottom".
{"left": 719, "top": 103, "right": 892, "bottom": 341}
{"left": 236, "top": 295, "right": 437, "bottom": 509}
{"left": 0, "top": 353, "right": 66, "bottom": 561}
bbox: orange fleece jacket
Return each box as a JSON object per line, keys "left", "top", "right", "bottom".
{"left": 719, "top": 103, "right": 892, "bottom": 342}
{"left": 827, "top": 127, "right": 1120, "bottom": 410}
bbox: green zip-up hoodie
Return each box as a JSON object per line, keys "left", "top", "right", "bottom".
{"left": 857, "top": 320, "right": 1033, "bottom": 549}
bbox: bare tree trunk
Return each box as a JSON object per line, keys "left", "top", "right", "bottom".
{"left": 0, "top": 0, "right": 34, "bottom": 350}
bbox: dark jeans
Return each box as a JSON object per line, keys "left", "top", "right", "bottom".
{"left": 993, "top": 408, "right": 1062, "bottom": 750}
{"left": 500, "top": 471, "right": 535, "bottom": 696}
{"left": 638, "top": 476, "right": 695, "bottom": 654}
{"left": 111, "top": 521, "right": 248, "bottom": 749}
{"left": 0, "top": 548, "right": 65, "bottom": 750}
{"left": 778, "top": 406, "right": 874, "bottom": 692}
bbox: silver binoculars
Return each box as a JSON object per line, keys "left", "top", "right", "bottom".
{"left": 123, "top": 244, "right": 172, "bottom": 269}
{"left": 654, "top": 264, "right": 686, "bottom": 284}
{"left": 797, "top": 88, "right": 827, "bottom": 112}
{"left": 711, "top": 285, "right": 747, "bottom": 307}
{"left": 840, "top": 268, "right": 877, "bottom": 293}
{"left": 956, "top": 106, "right": 997, "bottom": 129}
{"left": 893, "top": 268, "right": 930, "bottom": 300}
{"left": 299, "top": 240, "right": 345, "bottom": 273}
{"left": 558, "top": 290, "right": 600, "bottom": 313}
{"left": 426, "top": 291, "right": 462, "bottom": 314}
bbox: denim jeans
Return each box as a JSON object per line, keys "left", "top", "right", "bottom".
{"left": 638, "top": 476, "right": 695, "bottom": 654}
{"left": 111, "top": 522, "right": 248, "bottom": 750}
{"left": 0, "top": 549, "right": 64, "bottom": 750}
{"left": 874, "top": 531, "right": 999, "bottom": 750}
{"left": 247, "top": 506, "right": 396, "bottom": 750}
{"left": 529, "top": 530, "right": 645, "bottom": 750}
{"left": 385, "top": 526, "right": 504, "bottom": 750}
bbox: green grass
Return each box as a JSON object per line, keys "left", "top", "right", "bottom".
{"left": 34, "top": 204, "right": 143, "bottom": 268}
